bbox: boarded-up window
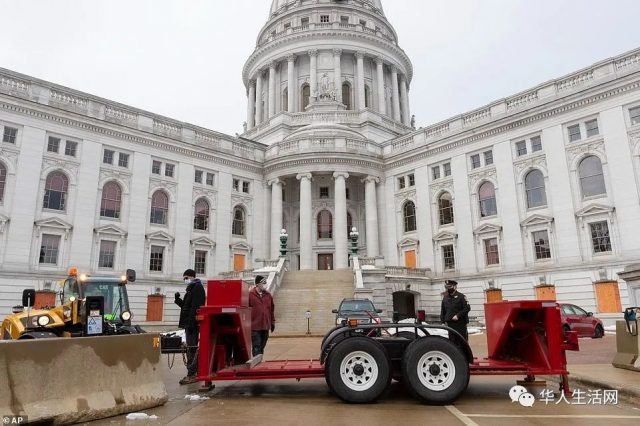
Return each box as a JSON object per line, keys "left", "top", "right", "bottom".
{"left": 146, "top": 294, "right": 164, "bottom": 321}
{"left": 485, "top": 289, "right": 503, "bottom": 303}
{"left": 594, "top": 281, "right": 622, "bottom": 313}
{"left": 535, "top": 285, "right": 556, "bottom": 300}
{"left": 404, "top": 250, "right": 416, "bottom": 269}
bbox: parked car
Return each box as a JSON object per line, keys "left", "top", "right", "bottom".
{"left": 332, "top": 298, "right": 382, "bottom": 326}
{"left": 560, "top": 303, "right": 604, "bottom": 338}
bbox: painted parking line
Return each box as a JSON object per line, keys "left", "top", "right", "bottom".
{"left": 445, "top": 406, "right": 480, "bottom": 426}
{"left": 463, "top": 414, "right": 640, "bottom": 419}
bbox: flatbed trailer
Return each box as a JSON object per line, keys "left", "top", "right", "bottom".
{"left": 164, "top": 280, "right": 580, "bottom": 404}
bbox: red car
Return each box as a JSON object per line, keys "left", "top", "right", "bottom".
{"left": 560, "top": 303, "right": 604, "bottom": 338}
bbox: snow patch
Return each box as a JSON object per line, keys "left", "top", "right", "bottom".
{"left": 184, "top": 394, "right": 210, "bottom": 401}
{"left": 125, "top": 413, "right": 158, "bottom": 420}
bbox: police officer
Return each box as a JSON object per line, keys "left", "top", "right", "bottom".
{"left": 440, "top": 279, "right": 471, "bottom": 341}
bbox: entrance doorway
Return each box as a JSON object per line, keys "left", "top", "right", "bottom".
{"left": 392, "top": 291, "right": 415, "bottom": 322}
{"left": 318, "top": 254, "right": 333, "bottom": 270}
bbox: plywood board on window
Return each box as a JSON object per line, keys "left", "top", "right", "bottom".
{"left": 146, "top": 294, "right": 164, "bottom": 322}
{"left": 485, "top": 288, "right": 503, "bottom": 303}
{"left": 404, "top": 250, "right": 416, "bottom": 269}
{"left": 594, "top": 281, "right": 622, "bottom": 313}
{"left": 535, "top": 285, "right": 557, "bottom": 301}
{"left": 233, "top": 254, "right": 246, "bottom": 272}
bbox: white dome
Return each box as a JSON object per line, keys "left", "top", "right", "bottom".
{"left": 269, "top": 0, "right": 385, "bottom": 17}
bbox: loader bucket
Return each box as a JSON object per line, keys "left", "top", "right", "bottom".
{"left": 0, "top": 334, "right": 167, "bottom": 425}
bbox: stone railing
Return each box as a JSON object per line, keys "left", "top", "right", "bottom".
{"left": 386, "top": 266, "right": 432, "bottom": 278}
{"left": 351, "top": 256, "right": 365, "bottom": 289}
{"left": 556, "top": 70, "right": 594, "bottom": 92}
{"left": 219, "top": 268, "right": 255, "bottom": 279}
{"left": 265, "top": 258, "right": 288, "bottom": 295}
{"left": 0, "top": 75, "right": 29, "bottom": 95}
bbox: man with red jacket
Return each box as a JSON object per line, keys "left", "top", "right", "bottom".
{"left": 249, "top": 275, "right": 275, "bottom": 356}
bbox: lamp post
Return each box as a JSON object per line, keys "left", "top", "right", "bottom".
{"left": 305, "top": 310, "right": 311, "bottom": 335}
{"left": 279, "top": 228, "right": 288, "bottom": 258}
{"left": 349, "top": 227, "right": 359, "bottom": 257}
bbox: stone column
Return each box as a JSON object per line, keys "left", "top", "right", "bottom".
{"left": 333, "top": 172, "right": 349, "bottom": 269}
{"left": 309, "top": 49, "right": 318, "bottom": 102}
{"left": 246, "top": 80, "right": 255, "bottom": 130}
{"left": 287, "top": 55, "right": 296, "bottom": 113}
{"left": 375, "top": 57, "right": 386, "bottom": 115}
{"left": 391, "top": 66, "right": 401, "bottom": 122}
{"left": 363, "top": 176, "right": 380, "bottom": 257}
{"left": 400, "top": 75, "right": 411, "bottom": 126}
{"left": 268, "top": 62, "right": 276, "bottom": 118}
{"left": 255, "top": 71, "right": 263, "bottom": 125}
{"left": 334, "top": 49, "right": 342, "bottom": 103}
{"left": 269, "top": 178, "right": 283, "bottom": 259}
{"left": 356, "top": 52, "right": 365, "bottom": 110}
{"left": 297, "top": 173, "right": 313, "bottom": 270}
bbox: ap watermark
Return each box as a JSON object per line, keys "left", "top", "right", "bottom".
{"left": 2, "top": 416, "right": 28, "bottom": 425}
{"left": 509, "top": 385, "right": 618, "bottom": 407}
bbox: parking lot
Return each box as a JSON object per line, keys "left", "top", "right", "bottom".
{"left": 86, "top": 334, "right": 640, "bottom": 426}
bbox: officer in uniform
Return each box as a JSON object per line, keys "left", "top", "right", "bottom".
{"left": 440, "top": 279, "right": 471, "bottom": 341}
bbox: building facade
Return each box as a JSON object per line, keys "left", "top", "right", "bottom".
{"left": 1, "top": 0, "right": 640, "bottom": 324}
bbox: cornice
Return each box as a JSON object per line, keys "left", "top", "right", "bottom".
{"left": 264, "top": 156, "right": 384, "bottom": 175}
{"left": 0, "top": 100, "right": 264, "bottom": 175}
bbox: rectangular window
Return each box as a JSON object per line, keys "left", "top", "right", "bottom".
{"left": 568, "top": 124, "right": 581, "bottom": 142}
{"left": 340, "top": 16, "right": 349, "bottom": 25}
{"left": 47, "top": 137, "right": 60, "bottom": 153}
{"left": 118, "top": 153, "right": 129, "bottom": 168}
{"left": 531, "top": 136, "right": 542, "bottom": 152}
{"left": 320, "top": 186, "right": 329, "bottom": 198}
{"left": 631, "top": 106, "right": 640, "bottom": 126}
{"left": 152, "top": 160, "right": 162, "bottom": 174}
{"left": 232, "top": 179, "right": 240, "bottom": 191}
{"left": 516, "top": 141, "right": 527, "bottom": 156}
{"left": 471, "top": 154, "right": 481, "bottom": 169}
{"left": 442, "top": 244, "right": 455, "bottom": 271}
{"left": 432, "top": 167, "right": 440, "bottom": 180}
{"left": 408, "top": 174, "right": 415, "bottom": 186}
{"left": 206, "top": 173, "right": 215, "bottom": 186}
{"left": 64, "top": 141, "right": 77, "bottom": 157}
{"left": 320, "top": 15, "right": 330, "bottom": 23}
{"left": 242, "top": 181, "right": 250, "bottom": 193}
{"left": 443, "top": 163, "right": 451, "bottom": 177}
{"left": 585, "top": 119, "right": 599, "bottom": 137}
{"left": 484, "top": 150, "right": 494, "bottom": 166}
{"left": 194, "top": 250, "right": 207, "bottom": 275}
{"left": 2, "top": 126, "right": 17, "bottom": 144}
{"left": 98, "top": 240, "right": 117, "bottom": 269}
{"left": 165, "top": 163, "right": 175, "bottom": 178}
{"left": 359, "top": 19, "right": 367, "bottom": 26}
{"left": 484, "top": 238, "right": 500, "bottom": 265}
{"left": 532, "top": 230, "right": 551, "bottom": 260}
{"left": 301, "top": 17, "right": 309, "bottom": 26}
{"left": 149, "top": 245, "right": 164, "bottom": 272}
{"left": 194, "top": 170, "right": 203, "bottom": 184}
{"left": 590, "top": 221, "right": 612, "bottom": 253}
{"left": 103, "top": 149, "right": 115, "bottom": 165}
{"left": 39, "top": 234, "right": 61, "bottom": 265}
{"left": 398, "top": 176, "right": 405, "bottom": 190}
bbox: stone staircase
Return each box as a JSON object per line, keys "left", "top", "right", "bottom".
{"left": 272, "top": 270, "right": 354, "bottom": 336}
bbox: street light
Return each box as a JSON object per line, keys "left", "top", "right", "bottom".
{"left": 349, "top": 227, "right": 359, "bottom": 257}
{"left": 279, "top": 228, "right": 289, "bottom": 258}
{"left": 305, "top": 310, "right": 311, "bottom": 335}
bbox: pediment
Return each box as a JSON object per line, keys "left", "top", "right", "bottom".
{"left": 473, "top": 223, "right": 502, "bottom": 235}
{"left": 145, "top": 231, "right": 174, "bottom": 242}
{"left": 94, "top": 224, "right": 127, "bottom": 237}
{"left": 397, "top": 237, "right": 419, "bottom": 248}
{"left": 34, "top": 217, "right": 73, "bottom": 230}
{"left": 433, "top": 230, "right": 457, "bottom": 242}
{"left": 520, "top": 214, "right": 554, "bottom": 228}
{"left": 191, "top": 236, "right": 216, "bottom": 248}
{"left": 230, "top": 241, "right": 252, "bottom": 251}
{"left": 575, "top": 203, "right": 614, "bottom": 218}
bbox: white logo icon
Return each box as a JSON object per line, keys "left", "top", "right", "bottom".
{"left": 518, "top": 392, "right": 535, "bottom": 407}
{"left": 509, "top": 385, "right": 528, "bottom": 403}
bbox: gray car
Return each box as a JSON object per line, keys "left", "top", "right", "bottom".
{"left": 332, "top": 298, "right": 382, "bottom": 326}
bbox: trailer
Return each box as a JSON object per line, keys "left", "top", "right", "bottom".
{"left": 174, "top": 280, "right": 579, "bottom": 404}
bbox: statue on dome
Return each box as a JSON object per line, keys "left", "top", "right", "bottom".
{"left": 318, "top": 72, "right": 336, "bottom": 102}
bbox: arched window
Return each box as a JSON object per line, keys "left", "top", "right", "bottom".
{"left": 193, "top": 198, "right": 210, "bottom": 231}
{"left": 478, "top": 182, "right": 497, "bottom": 217}
{"left": 438, "top": 192, "right": 454, "bottom": 225}
{"left": 100, "top": 181, "right": 122, "bottom": 218}
{"left": 301, "top": 84, "right": 310, "bottom": 111}
{"left": 342, "top": 82, "right": 352, "bottom": 110}
{"left": 524, "top": 170, "right": 547, "bottom": 208}
{"left": 43, "top": 171, "right": 69, "bottom": 211}
{"left": 0, "top": 162, "right": 6, "bottom": 202}
{"left": 578, "top": 155, "right": 606, "bottom": 198}
{"left": 317, "top": 210, "right": 333, "bottom": 239}
{"left": 282, "top": 88, "right": 288, "bottom": 112}
{"left": 232, "top": 206, "right": 245, "bottom": 236}
{"left": 347, "top": 212, "right": 353, "bottom": 236}
{"left": 150, "top": 190, "right": 169, "bottom": 225}
{"left": 403, "top": 201, "right": 417, "bottom": 233}
{"left": 364, "top": 85, "right": 371, "bottom": 108}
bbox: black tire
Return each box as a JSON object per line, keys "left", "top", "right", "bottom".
{"left": 325, "top": 337, "right": 391, "bottom": 403}
{"left": 401, "top": 336, "right": 469, "bottom": 404}
{"left": 592, "top": 324, "right": 604, "bottom": 339}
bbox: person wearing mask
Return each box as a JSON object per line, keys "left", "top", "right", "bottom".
{"left": 249, "top": 275, "right": 275, "bottom": 356}
{"left": 174, "top": 269, "right": 206, "bottom": 385}
{"left": 440, "top": 279, "right": 471, "bottom": 341}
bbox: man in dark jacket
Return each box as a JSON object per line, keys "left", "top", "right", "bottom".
{"left": 174, "top": 269, "right": 206, "bottom": 384}
{"left": 440, "top": 279, "right": 471, "bottom": 341}
{"left": 249, "top": 275, "right": 275, "bottom": 356}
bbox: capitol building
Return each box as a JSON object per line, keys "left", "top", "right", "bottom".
{"left": 1, "top": 0, "right": 640, "bottom": 325}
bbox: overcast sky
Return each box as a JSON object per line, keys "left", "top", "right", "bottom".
{"left": 1, "top": 0, "right": 640, "bottom": 136}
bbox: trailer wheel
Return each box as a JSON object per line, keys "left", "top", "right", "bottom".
{"left": 326, "top": 337, "right": 390, "bottom": 403}
{"left": 401, "top": 336, "right": 469, "bottom": 404}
